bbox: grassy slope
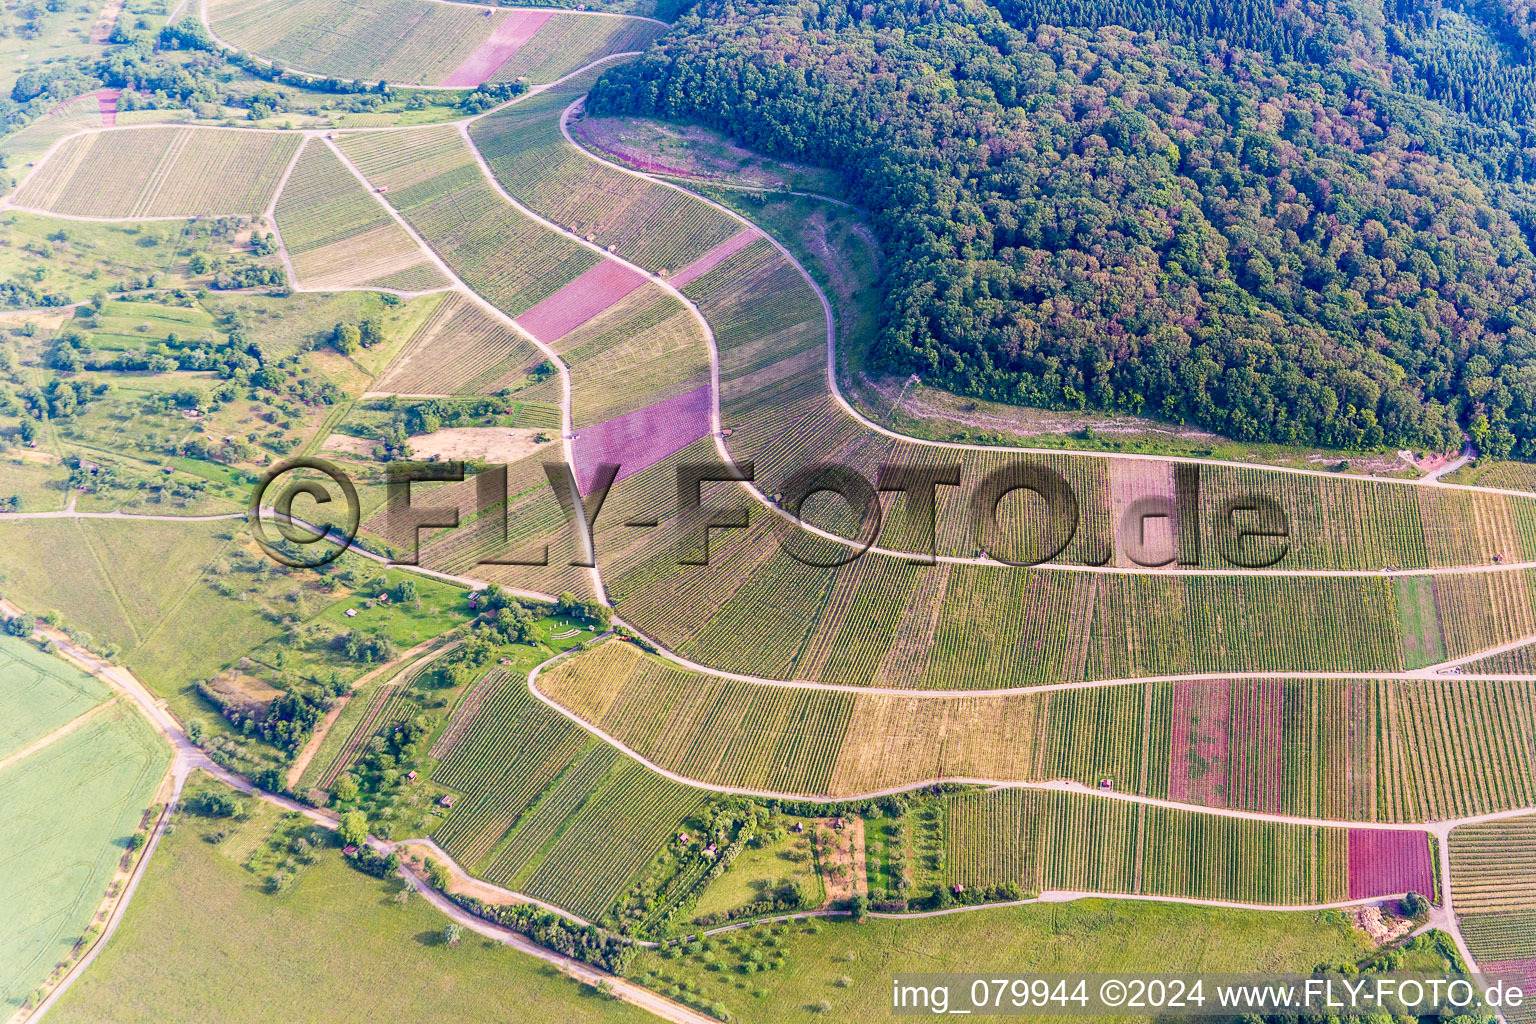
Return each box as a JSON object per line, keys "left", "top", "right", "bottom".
{"left": 48, "top": 794, "right": 655, "bottom": 1024}
{"left": 0, "top": 703, "right": 169, "bottom": 1011}
{"left": 635, "top": 900, "right": 1372, "bottom": 1022}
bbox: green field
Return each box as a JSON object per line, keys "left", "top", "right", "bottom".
{"left": 0, "top": 635, "right": 111, "bottom": 760}
{"left": 0, "top": 702, "right": 168, "bottom": 1012}
{"left": 47, "top": 776, "right": 654, "bottom": 1024}
{"left": 632, "top": 899, "right": 1375, "bottom": 1023}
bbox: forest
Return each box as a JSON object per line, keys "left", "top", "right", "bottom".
{"left": 590, "top": 0, "right": 1536, "bottom": 457}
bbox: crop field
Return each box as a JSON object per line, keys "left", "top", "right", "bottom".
{"left": 338, "top": 125, "right": 600, "bottom": 318}
{"left": 0, "top": 703, "right": 168, "bottom": 1010}
{"left": 1449, "top": 814, "right": 1536, "bottom": 913}
{"left": 0, "top": 518, "right": 234, "bottom": 664}
{"left": 273, "top": 140, "right": 446, "bottom": 292}
{"left": 0, "top": 635, "right": 110, "bottom": 761}
{"left": 15, "top": 128, "right": 302, "bottom": 218}
{"left": 45, "top": 791, "right": 658, "bottom": 1024}
{"left": 207, "top": 0, "right": 659, "bottom": 86}
{"left": 471, "top": 88, "right": 743, "bottom": 273}
{"left": 943, "top": 789, "right": 1349, "bottom": 904}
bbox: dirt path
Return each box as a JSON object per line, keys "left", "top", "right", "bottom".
{"left": 284, "top": 636, "right": 454, "bottom": 790}
{"left": 0, "top": 700, "right": 116, "bottom": 772}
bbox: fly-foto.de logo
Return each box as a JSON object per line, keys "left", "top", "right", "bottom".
{"left": 248, "top": 457, "right": 1292, "bottom": 570}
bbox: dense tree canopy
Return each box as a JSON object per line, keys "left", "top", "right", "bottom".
{"left": 591, "top": 0, "right": 1536, "bottom": 456}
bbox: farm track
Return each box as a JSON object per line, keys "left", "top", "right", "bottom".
{"left": 0, "top": 698, "right": 115, "bottom": 772}
{"left": 8, "top": 48, "right": 1523, "bottom": 1015}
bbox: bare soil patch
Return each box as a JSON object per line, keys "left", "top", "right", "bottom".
{"left": 814, "top": 817, "right": 867, "bottom": 906}
{"left": 407, "top": 427, "right": 548, "bottom": 463}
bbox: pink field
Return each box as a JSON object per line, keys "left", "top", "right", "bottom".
{"left": 440, "top": 12, "right": 553, "bottom": 87}
{"left": 1227, "top": 680, "right": 1283, "bottom": 812}
{"left": 514, "top": 261, "right": 647, "bottom": 345}
{"left": 1167, "top": 680, "right": 1230, "bottom": 807}
{"left": 1486, "top": 958, "right": 1536, "bottom": 998}
{"left": 1346, "top": 829, "right": 1433, "bottom": 899}
{"left": 97, "top": 90, "right": 119, "bottom": 127}
{"left": 572, "top": 384, "right": 712, "bottom": 495}
{"left": 668, "top": 228, "right": 761, "bottom": 286}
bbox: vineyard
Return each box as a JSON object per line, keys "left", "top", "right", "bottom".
{"left": 571, "top": 385, "right": 713, "bottom": 493}
{"left": 1449, "top": 814, "right": 1536, "bottom": 913}
{"left": 516, "top": 759, "right": 705, "bottom": 921}
{"left": 538, "top": 644, "right": 1536, "bottom": 823}
{"left": 206, "top": 0, "right": 659, "bottom": 86}
{"left": 513, "top": 260, "right": 646, "bottom": 344}
{"left": 14, "top": 127, "right": 301, "bottom": 218}
{"left": 426, "top": 669, "right": 706, "bottom": 921}
{"left": 943, "top": 789, "right": 1349, "bottom": 904}
{"left": 1345, "top": 829, "right": 1433, "bottom": 899}
{"left": 338, "top": 125, "right": 601, "bottom": 319}
{"left": 470, "top": 86, "right": 743, "bottom": 274}
{"left": 372, "top": 294, "right": 546, "bottom": 396}
{"left": 1461, "top": 911, "right": 1536, "bottom": 961}
{"left": 486, "top": 17, "right": 665, "bottom": 86}
{"left": 274, "top": 140, "right": 447, "bottom": 292}
{"left": 537, "top": 640, "right": 854, "bottom": 795}
{"left": 608, "top": 544, "right": 1406, "bottom": 687}
{"left": 558, "top": 287, "right": 711, "bottom": 427}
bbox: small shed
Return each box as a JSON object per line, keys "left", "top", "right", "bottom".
{"left": 439, "top": 794, "right": 456, "bottom": 808}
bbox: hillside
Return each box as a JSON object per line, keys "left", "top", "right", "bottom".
{"left": 590, "top": 0, "right": 1536, "bottom": 457}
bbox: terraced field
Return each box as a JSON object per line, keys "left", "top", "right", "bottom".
{"left": 14, "top": 128, "right": 302, "bottom": 218}
{"left": 206, "top": 0, "right": 664, "bottom": 87}
{"left": 273, "top": 140, "right": 447, "bottom": 292}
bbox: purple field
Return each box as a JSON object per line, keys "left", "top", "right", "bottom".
{"left": 572, "top": 384, "right": 712, "bottom": 494}
{"left": 514, "top": 260, "right": 646, "bottom": 344}
{"left": 669, "top": 228, "right": 761, "bottom": 287}
{"left": 1346, "top": 829, "right": 1433, "bottom": 899}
